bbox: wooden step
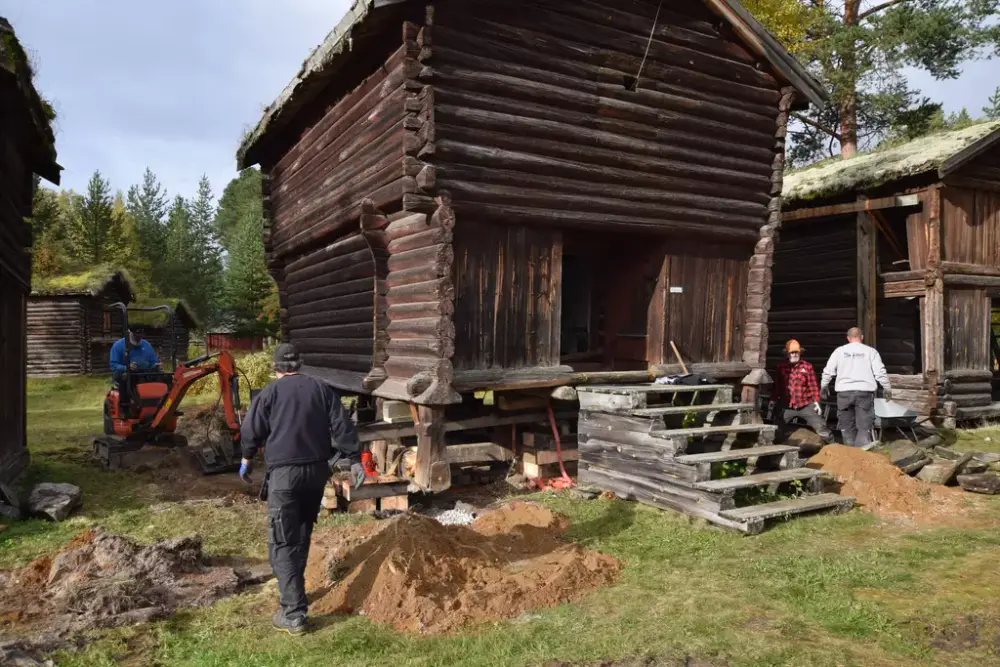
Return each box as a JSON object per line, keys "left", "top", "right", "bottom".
{"left": 694, "top": 468, "right": 824, "bottom": 492}
{"left": 719, "top": 493, "right": 856, "bottom": 534}
{"left": 631, "top": 402, "right": 753, "bottom": 417}
{"left": 659, "top": 423, "right": 777, "bottom": 439}
{"left": 675, "top": 445, "right": 799, "bottom": 464}
{"left": 579, "top": 384, "right": 732, "bottom": 395}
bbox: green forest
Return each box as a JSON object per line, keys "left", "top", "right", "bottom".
{"left": 28, "top": 167, "right": 276, "bottom": 337}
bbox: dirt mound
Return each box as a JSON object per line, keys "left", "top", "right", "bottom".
{"left": 176, "top": 403, "right": 233, "bottom": 451}
{"left": 305, "top": 501, "right": 620, "bottom": 633}
{"left": 0, "top": 528, "right": 251, "bottom": 654}
{"left": 808, "top": 445, "right": 984, "bottom": 525}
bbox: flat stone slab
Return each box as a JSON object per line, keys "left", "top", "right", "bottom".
{"left": 28, "top": 483, "right": 82, "bottom": 521}
{"left": 888, "top": 442, "right": 927, "bottom": 469}
{"left": 916, "top": 453, "right": 974, "bottom": 486}
{"left": 956, "top": 473, "right": 1000, "bottom": 494}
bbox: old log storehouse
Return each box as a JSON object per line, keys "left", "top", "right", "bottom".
{"left": 776, "top": 120, "right": 1000, "bottom": 426}
{"left": 238, "top": 0, "right": 826, "bottom": 494}
{"left": 27, "top": 268, "right": 135, "bottom": 377}
{"left": 0, "top": 17, "right": 61, "bottom": 484}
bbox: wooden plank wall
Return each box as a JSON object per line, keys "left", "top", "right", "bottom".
{"left": 945, "top": 289, "right": 990, "bottom": 371}
{"left": 663, "top": 247, "right": 749, "bottom": 364}
{"left": 26, "top": 298, "right": 86, "bottom": 377}
{"left": 941, "top": 187, "right": 1000, "bottom": 267}
{"left": 431, "top": 0, "right": 777, "bottom": 241}
{"left": 768, "top": 220, "right": 857, "bottom": 370}
{"left": 452, "top": 222, "right": 561, "bottom": 370}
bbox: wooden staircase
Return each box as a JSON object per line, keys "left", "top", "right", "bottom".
{"left": 577, "top": 383, "right": 855, "bottom": 534}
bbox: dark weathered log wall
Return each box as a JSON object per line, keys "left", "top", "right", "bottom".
{"left": 0, "top": 271, "right": 29, "bottom": 483}
{"left": 452, "top": 222, "right": 561, "bottom": 370}
{"left": 84, "top": 299, "right": 126, "bottom": 374}
{"left": 262, "top": 39, "right": 410, "bottom": 392}
{"left": 26, "top": 298, "right": 86, "bottom": 377}
{"left": 767, "top": 220, "right": 857, "bottom": 370}
{"left": 430, "top": 0, "right": 777, "bottom": 241}
{"left": 0, "top": 129, "right": 33, "bottom": 482}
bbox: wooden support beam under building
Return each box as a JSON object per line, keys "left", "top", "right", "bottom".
{"left": 782, "top": 194, "right": 921, "bottom": 222}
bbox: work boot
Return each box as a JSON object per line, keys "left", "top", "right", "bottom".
{"left": 272, "top": 611, "right": 307, "bottom": 636}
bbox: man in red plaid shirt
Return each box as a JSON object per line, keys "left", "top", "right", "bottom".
{"left": 773, "top": 339, "right": 833, "bottom": 443}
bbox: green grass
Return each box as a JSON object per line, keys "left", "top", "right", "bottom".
{"left": 6, "top": 378, "right": 1000, "bottom": 667}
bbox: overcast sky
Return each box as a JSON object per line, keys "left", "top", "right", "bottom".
{"left": 2, "top": 1, "right": 997, "bottom": 200}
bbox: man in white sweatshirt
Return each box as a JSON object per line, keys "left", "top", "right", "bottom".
{"left": 820, "top": 328, "right": 892, "bottom": 449}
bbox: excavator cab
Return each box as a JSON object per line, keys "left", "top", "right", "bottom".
{"left": 102, "top": 303, "right": 179, "bottom": 438}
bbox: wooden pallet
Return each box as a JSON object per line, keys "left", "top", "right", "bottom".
{"left": 577, "top": 383, "right": 855, "bottom": 534}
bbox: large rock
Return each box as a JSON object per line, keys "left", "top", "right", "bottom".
{"left": 956, "top": 473, "right": 1000, "bottom": 495}
{"left": 916, "top": 453, "right": 974, "bottom": 486}
{"left": 888, "top": 442, "right": 927, "bottom": 469}
{"left": 28, "top": 483, "right": 82, "bottom": 521}
{"left": 932, "top": 446, "right": 962, "bottom": 461}
{"left": 972, "top": 452, "right": 1000, "bottom": 465}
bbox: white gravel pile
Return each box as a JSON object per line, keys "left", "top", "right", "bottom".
{"left": 429, "top": 508, "right": 476, "bottom": 526}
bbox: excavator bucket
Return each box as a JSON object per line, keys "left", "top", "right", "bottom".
{"left": 178, "top": 404, "right": 242, "bottom": 475}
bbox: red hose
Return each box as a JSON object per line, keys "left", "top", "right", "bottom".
{"left": 529, "top": 399, "right": 574, "bottom": 490}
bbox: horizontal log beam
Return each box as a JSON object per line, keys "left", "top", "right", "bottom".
{"left": 783, "top": 194, "right": 921, "bottom": 222}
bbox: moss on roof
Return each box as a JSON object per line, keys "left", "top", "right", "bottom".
{"left": 783, "top": 120, "right": 1000, "bottom": 205}
{"left": 129, "top": 298, "right": 200, "bottom": 330}
{"left": 31, "top": 265, "right": 136, "bottom": 298}
{"left": 0, "top": 17, "right": 59, "bottom": 183}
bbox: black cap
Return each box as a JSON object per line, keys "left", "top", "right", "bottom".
{"left": 273, "top": 343, "right": 300, "bottom": 364}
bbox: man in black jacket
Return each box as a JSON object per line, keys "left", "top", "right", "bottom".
{"left": 239, "top": 343, "right": 365, "bottom": 635}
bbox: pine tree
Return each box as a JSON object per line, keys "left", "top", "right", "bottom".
{"left": 66, "top": 171, "right": 123, "bottom": 265}
{"left": 29, "top": 184, "right": 70, "bottom": 278}
{"left": 984, "top": 87, "right": 1000, "bottom": 120}
{"left": 125, "top": 168, "right": 168, "bottom": 283}
{"left": 749, "top": 0, "right": 1000, "bottom": 164}
{"left": 223, "top": 211, "right": 275, "bottom": 335}
{"left": 111, "top": 191, "right": 155, "bottom": 295}
{"left": 214, "top": 168, "right": 263, "bottom": 248}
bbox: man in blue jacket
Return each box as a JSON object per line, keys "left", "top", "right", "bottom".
{"left": 109, "top": 329, "right": 162, "bottom": 406}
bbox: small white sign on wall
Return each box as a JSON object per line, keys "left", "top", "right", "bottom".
{"left": 669, "top": 286, "right": 684, "bottom": 294}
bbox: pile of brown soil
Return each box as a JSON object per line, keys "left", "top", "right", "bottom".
{"left": 808, "top": 445, "right": 983, "bottom": 525}
{"left": 305, "top": 502, "right": 620, "bottom": 633}
{"left": 0, "top": 528, "right": 252, "bottom": 654}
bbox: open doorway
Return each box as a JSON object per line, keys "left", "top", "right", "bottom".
{"left": 991, "top": 298, "right": 1000, "bottom": 400}
{"left": 559, "top": 231, "right": 666, "bottom": 372}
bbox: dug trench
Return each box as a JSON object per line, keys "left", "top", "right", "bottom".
{"left": 0, "top": 528, "right": 272, "bottom": 661}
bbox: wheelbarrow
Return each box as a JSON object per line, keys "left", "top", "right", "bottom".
{"left": 872, "top": 398, "right": 928, "bottom": 443}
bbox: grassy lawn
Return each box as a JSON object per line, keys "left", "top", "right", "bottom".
{"left": 5, "top": 378, "right": 1000, "bottom": 667}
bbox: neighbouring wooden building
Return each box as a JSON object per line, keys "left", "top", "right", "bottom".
{"left": 129, "top": 299, "right": 200, "bottom": 367}
{"left": 774, "top": 120, "right": 1000, "bottom": 425}
{"left": 206, "top": 325, "right": 266, "bottom": 353}
{"left": 237, "top": 0, "right": 826, "bottom": 492}
{"left": 0, "top": 17, "right": 61, "bottom": 484}
{"left": 27, "top": 267, "right": 135, "bottom": 377}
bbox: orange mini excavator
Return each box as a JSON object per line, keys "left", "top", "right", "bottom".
{"left": 93, "top": 303, "right": 245, "bottom": 474}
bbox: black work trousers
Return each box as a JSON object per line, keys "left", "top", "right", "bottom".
{"left": 267, "top": 462, "right": 330, "bottom": 622}
{"left": 836, "top": 391, "right": 875, "bottom": 448}
{"left": 775, "top": 403, "right": 833, "bottom": 443}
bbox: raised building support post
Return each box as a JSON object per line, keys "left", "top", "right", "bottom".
{"left": 413, "top": 405, "right": 450, "bottom": 492}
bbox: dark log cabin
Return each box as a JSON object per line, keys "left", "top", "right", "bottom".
{"left": 27, "top": 268, "right": 135, "bottom": 377}
{"left": 0, "top": 17, "right": 61, "bottom": 484}
{"left": 775, "top": 120, "right": 1000, "bottom": 426}
{"left": 237, "top": 0, "right": 825, "bottom": 491}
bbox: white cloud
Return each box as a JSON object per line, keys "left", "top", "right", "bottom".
{"left": 1, "top": 0, "right": 351, "bottom": 199}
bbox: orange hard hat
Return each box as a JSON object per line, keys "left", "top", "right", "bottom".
{"left": 785, "top": 339, "right": 802, "bottom": 353}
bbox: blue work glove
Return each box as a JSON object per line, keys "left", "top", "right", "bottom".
{"left": 239, "top": 458, "right": 254, "bottom": 484}
{"left": 350, "top": 462, "right": 366, "bottom": 490}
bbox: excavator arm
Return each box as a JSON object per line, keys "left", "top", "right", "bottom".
{"left": 149, "top": 349, "right": 242, "bottom": 435}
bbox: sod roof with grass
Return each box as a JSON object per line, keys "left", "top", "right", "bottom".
{"left": 783, "top": 120, "right": 1000, "bottom": 206}
{"left": 129, "top": 298, "right": 200, "bottom": 330}
{"left": 0, "top": 16, "right": 60, "bottom": 184}
{"left": 31, "top": 266, "right": 137, "bottom": 300}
